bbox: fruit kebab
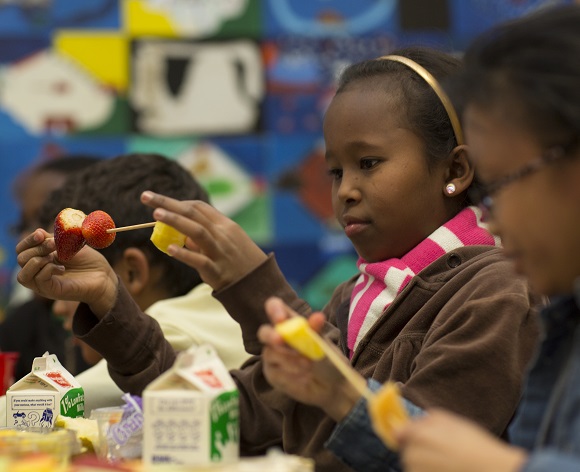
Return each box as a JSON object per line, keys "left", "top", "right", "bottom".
{"left": 53, "top": 208, "right": 116, "bottom": 261}
{"left": 106, "top": 220, "right": 186, "bottom": 255}
{"left": 52, "top": 208, "right": 187, "bottom": 261}
{"left": 274, "top": 316, "right": 409, "bottom": 450}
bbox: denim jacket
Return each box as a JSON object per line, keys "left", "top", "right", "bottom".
{"left": 325, "top": 379, "right": 423, "bottom": 472}
{"left": 326, "top": 287, "right": 580, "bottom": 472}
{"left": 510, "top": 288, "right": 580, "bottom": 471}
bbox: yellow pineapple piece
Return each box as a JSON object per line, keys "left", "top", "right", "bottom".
{"left": 274, "top": 317, "right": 326, "bottom": 361}
{"left": 54, "top": 415, "right": 99, "bottom": 453}
{"left": 367, "top": 382, "right": 409, "bottom": 450}
{"left": 150, "top": 221, "right": 187, "bottom": 255}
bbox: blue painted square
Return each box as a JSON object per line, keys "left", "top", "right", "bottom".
{"left": 263, "top": 0, "right": 398, "bottom": 38}
{"left": 450, "top": 0, "right": 572, "bottom": 48}
{"left": 0, "top": 0, "right": 119, "bottom": 35}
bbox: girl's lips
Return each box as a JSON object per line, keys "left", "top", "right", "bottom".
{"left": 344, "top": 222, "right": 369, "bottom": 238}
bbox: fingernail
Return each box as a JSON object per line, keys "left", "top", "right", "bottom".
{"left": 142, "top": 191, "right": 154, "bottom": 202}
{"left": 154, "top": 209, "right": 166, "bottom": 219}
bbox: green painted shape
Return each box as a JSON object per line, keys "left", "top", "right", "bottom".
{"left": 232, "top": 194, "right": 271, "bottom": 245}
{"left": 302, "top": 254, "right": 359, "bottom": 310}
{"left": 214, "top": 0, "right": 261, "bottom": 38}
{"left": 206, "top": 179, "right": 234, "bottom": 195}
{"left": 126, "top": 136, "right": 195, "bottom": 159}
{"left": 76, "top": 98, "right": 129, "bottom": 135}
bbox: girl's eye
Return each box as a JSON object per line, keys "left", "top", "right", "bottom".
{"left": 360, "top": 158, "right": 380, "bottom": 170}
{"left": 327, "top": 168, "right": 343, "bottom": 180}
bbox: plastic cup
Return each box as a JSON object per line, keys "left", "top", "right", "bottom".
{"left": 0, "top": 427, "right": 73, "bottom": 471}
{"left": 90, "top": 406, "right": 124, "bottom": 460}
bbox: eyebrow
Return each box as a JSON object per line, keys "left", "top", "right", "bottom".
{"left": 325, "top": 140, "right": 387, "bottom": 160}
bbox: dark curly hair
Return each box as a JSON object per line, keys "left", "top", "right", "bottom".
{"left": 40, "top": 153, "right": 209, "bottom": 297}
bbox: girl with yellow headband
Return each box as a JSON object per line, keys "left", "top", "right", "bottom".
{"left": 253, "top": 47, "right": 541, "bottom": 471}
{"left": 17, "top": 46, "right": 540, "bottom": 472}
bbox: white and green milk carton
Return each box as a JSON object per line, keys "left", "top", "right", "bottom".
{"left": 6, "top": 352, "right": 84, "bottom": 428}
{"left": 143, "top": 344, "right": 239, "bottom": 466}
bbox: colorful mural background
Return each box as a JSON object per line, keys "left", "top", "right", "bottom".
{"left": 0, "top": 0, "right": 572, "bottom": 315}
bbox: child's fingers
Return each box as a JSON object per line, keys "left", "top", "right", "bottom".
{"left": 141, "top": 191, "right": 181, "bottom": 211}
{"left": 143, "top": 191, "right": 220, "bottom": 229}
{"left": 308, "top": 312, "right": 327, "bottom": 333}
{"left": 153, "top": 206, "right": 234, "bottom": 264}
{"left": 15, "top": 229, "right": 52, "bottom": 256}
{"left": 264, "top": 296, "right": 294, "bottom": 324}
{"left": 263, "top": 345, "right": 312, "bottom": 375}
{"left": 257, "top": 323, "right": 284, "bottom": 346}
{"left": 17, "top": 255, "right": 63, "bottom": 292}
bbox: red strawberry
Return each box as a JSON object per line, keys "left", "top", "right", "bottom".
{"left": 54, "top": 208, "right": 87, "bottom": 262}
{"left": 82, "top": 210, "right": 116, "bottom": 249}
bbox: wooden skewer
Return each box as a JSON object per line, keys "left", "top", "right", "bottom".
{"left": 317, "top": 339, "right": 374, "bottom": 401}
{"left": 106, "top": 222, "right": 156, "bottom": 234}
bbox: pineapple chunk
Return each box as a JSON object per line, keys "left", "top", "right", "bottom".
{"left": 54, "top": 415, "right": 99, "bottom": 453}
{"left": 274, "top": 317, "right": 326, "bottom": 361}
{"left": 150, "top": 221, "right": 187, "bottom": 255}
{"left": 367, "top": 382, "right": 409, "bottom": 450}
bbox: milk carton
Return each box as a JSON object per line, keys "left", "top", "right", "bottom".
{"left": 6, "top": 352, "right": 84, "bottom": 428}
{"left": 143, "top": 344, "right": 239, "bottom": 466}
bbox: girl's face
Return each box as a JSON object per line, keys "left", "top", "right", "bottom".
{"left": 323, "top": 83, "right": 452, "bottom": 263}
{"left": 464, "top": 104, "right": 580, "bottom": 296}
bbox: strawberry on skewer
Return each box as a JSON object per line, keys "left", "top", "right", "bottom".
{"left": 53, "top": 208, "right": 87, "bottom": 262}
{"left": 82, "top": 210, "right": 116, "bottom": 249}
{"left": 53, "top": 207, "right": 183, "bottom": 261}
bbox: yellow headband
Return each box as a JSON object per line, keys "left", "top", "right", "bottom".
{"left": 378, "top": 54, "right": 464, "bottom": 146}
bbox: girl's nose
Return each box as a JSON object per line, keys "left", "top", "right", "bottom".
{"left": 336, "top": 174, "right": 361, "bottom": 203}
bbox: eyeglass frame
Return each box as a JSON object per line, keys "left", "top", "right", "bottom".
{"left": 468, "top": 142, "right": 577, "bottom": 218}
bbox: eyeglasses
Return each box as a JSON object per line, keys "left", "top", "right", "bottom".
{"left": 468, "top": 144, "right": 574, "bottom": 219}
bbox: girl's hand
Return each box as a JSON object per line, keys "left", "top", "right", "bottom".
{"left": 16, "top": 229, "right": 118, "bottom": 317}
{"left": 141, "top": 191, "right": 268, "bottom": 291}
{"left": 398, "top": 409, "right": 528, "bottom": 472}
{"left": 258, "top": 297, "right": 363, "bottom": 422}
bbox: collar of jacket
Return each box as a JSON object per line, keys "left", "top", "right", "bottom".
{"left": 336, "top": 245, "right": 505, "bottom": 356}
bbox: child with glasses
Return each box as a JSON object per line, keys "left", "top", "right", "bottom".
{"left": 16, "top": 47, "right": 540, "bottom": 472}
{"left": 392, "top": 5, "right": 580, "bottom": 472}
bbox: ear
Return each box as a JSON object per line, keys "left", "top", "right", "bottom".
{"left": 113, "top": 247, "right": 151, "bottom": 297}
{"left": 442, "top": 145, "right": 474, "bottom": 198}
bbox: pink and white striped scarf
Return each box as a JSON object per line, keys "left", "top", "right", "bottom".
{"left": 347, "top": 206, "right": 501, "bottom": 355}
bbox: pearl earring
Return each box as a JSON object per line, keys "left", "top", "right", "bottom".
{"left": 445, "top": 183, "right": 456, "bottom": 195}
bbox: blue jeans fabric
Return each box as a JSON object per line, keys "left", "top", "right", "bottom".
{"left": 511, "top": 293, "right": 580, "bottom": 471}
{"left": 325, "top": 379, "right": 424, "bottom": 472}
